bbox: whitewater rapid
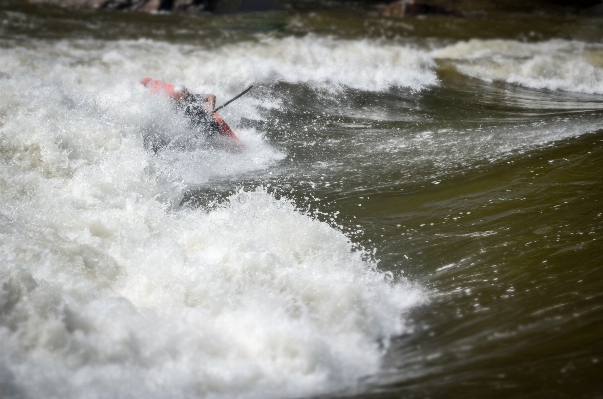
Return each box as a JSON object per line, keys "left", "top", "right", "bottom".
{"left": 0, "top": 37, "right": 429, "bottom": 399}
{"left": 431, "top": 39, "right": 603, "bottom": 94}
{"left": 2, "top": 33, "right": 603, "bottom": 399}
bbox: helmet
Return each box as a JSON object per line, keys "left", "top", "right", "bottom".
{"left": 172, "top": 85, "right": 190, "bottom": 100}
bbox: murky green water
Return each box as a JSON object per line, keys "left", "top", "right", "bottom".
{"left": 1, "top": 0, "right": 602, "bottom": 398}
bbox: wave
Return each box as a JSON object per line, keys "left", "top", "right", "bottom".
{"left": 0, "top": 39, "right": 424, "bottom": 399}
{"left": 0, "top": 35, "right": 438, "bottom": 96}
{"left": 432, "top": 39, "right": 603, "bottom": 94}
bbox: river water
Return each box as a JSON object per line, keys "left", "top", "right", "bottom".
{"left": 0, "top": 1, "right": 602, "bottom": 398}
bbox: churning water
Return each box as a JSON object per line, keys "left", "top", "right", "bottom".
{"left": 0, "top": 2, "right": 602, "bottom": 398}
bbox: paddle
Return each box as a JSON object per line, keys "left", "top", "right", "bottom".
{"left": 213, "top": 85, "right": 254, "bottom": 113}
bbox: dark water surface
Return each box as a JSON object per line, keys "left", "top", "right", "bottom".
{"left": 1, "top": 1, "right": 602, "bottom": 398}
{"left": 245, "top": 75, "right": 603, "bottom": 399}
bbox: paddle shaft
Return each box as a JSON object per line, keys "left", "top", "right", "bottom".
{"left": 213, "top": 85, "right": 254, "bottom": 113}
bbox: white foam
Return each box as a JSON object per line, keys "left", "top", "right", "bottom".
{"left": 0, "top": 38, "right": 424, "bottom": 398}
{"left": 431, "top": 39, "right": 603, "bottom": 94}
{"left": 0, "top": 36, "right": 438, "bottom": 97}
{"left": 0, "top": 187, "right": 423, "bottom": 399}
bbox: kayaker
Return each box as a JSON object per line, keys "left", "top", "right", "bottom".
{"left": 171, "top": 85, "right": 220, "bottom": 136}
{"left": 140, "top": 78, "right": 241, "bottom": 147}
{"left": 141, "top": 78, "right": 219, "bottom": 136}
{"left": 172, "top": 85, "right": 215, "bottom": 111}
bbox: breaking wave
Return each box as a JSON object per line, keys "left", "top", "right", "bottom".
{"left": 432, "top": 39, "right": 603, "bottom": 94}
{"left": 0, "top": 36, "right": 424, "bottom": 399}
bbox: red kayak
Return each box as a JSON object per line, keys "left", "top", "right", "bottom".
{"left": 140, "top": 77, "right": 239, "bottom": 142}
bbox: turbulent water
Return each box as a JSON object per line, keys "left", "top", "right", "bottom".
{"left": 1, "top": 1, "right": 602, "bottom": 398}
